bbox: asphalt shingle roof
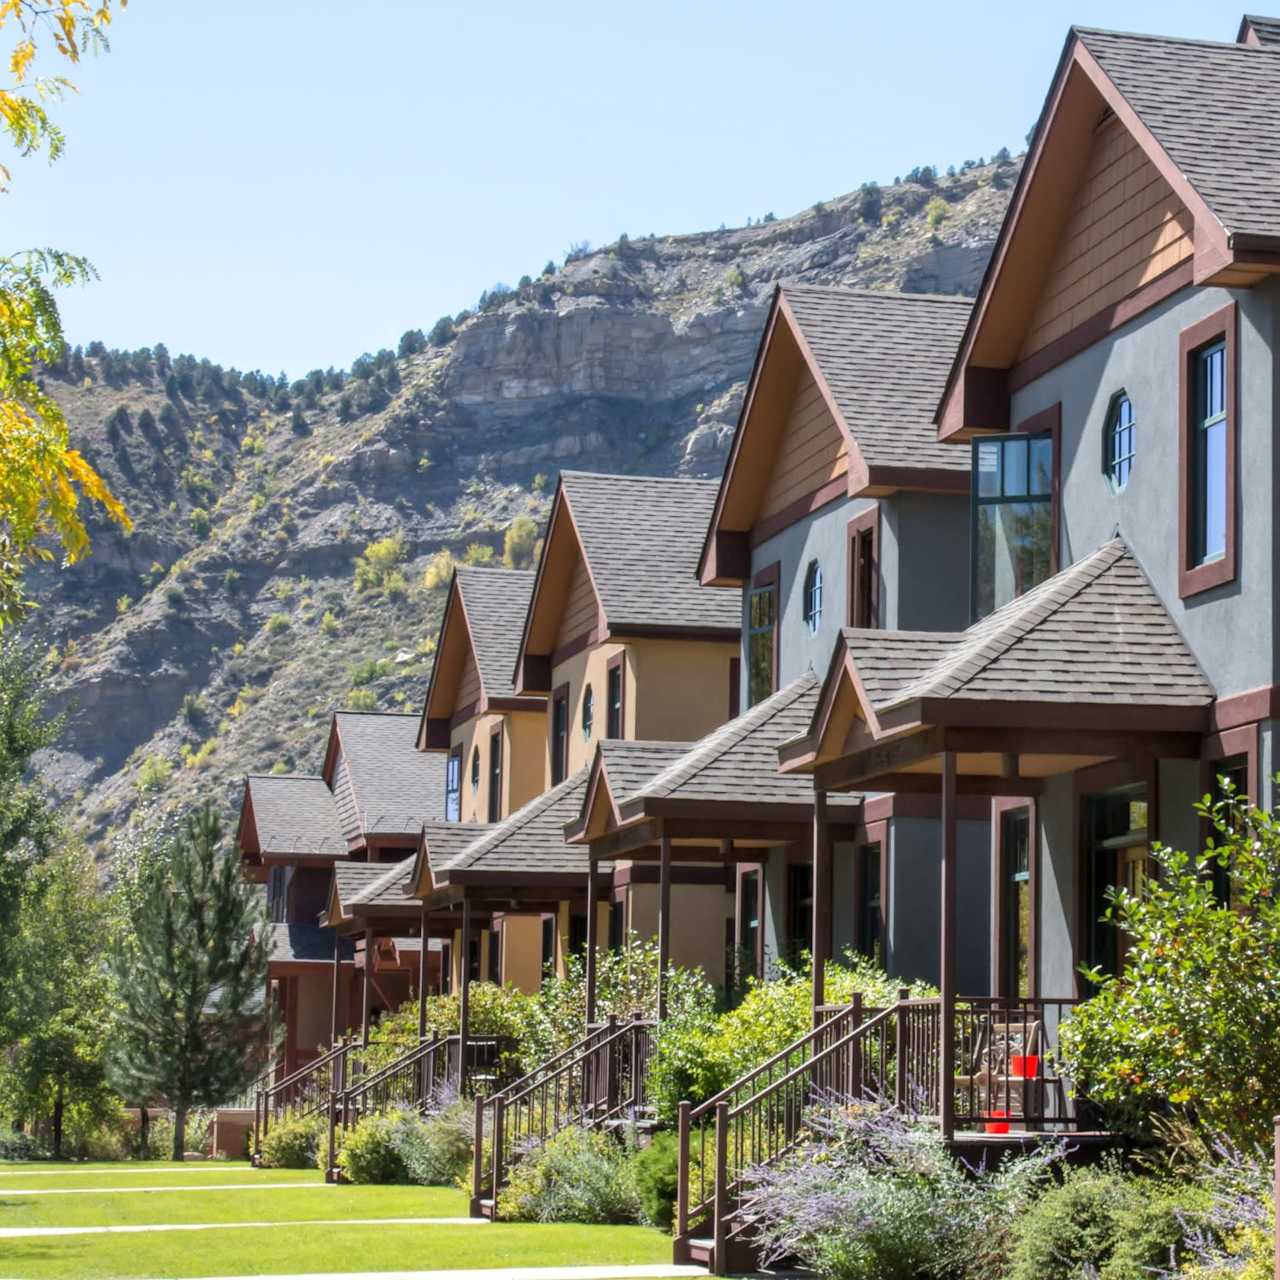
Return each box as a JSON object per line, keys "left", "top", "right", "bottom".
{"left": 448, "top": 768, "right": 593, "bottom": 877}
{"left": 246, "top": 775, "right": 346, "bottom": 857}
{"left": 560, "top": 472, "right": 740, "bottom": 633}
{"left": 596, "top": 740, "right": 690, "bottom": 801}
{"left": 421, "top": 821, "right": 499, "bottom": 876}
{"left": 332, "top": 862, "right": 402, "bottom": 915}
{"left": 1242, "top": 14, "right": 1280, "bottom": 45}
{"left": 333, "top": 712, "right": 447, "bottom": 836}
{"left": 456, "top": 566, "right": 537, "bottom": 699}
{"left": 628, "top": 675, "right": 861, "bottom": 810}
{"left": 346, "top": 857, "right": 419, "bottom": 910}
{"left": 1076, "top": 26, "right": 1280, "bottom": 243}
{"left": 263, "top": 923, "right": 353, "bottom": 964}
{"left": 780, "top": 286, "right": 973, "bottom": 473}
{"left": 844, "top": 539, "right": 1214, "bottom": 713}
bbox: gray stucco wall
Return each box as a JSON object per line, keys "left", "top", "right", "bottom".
{"left": 881, "top": 492, "right": 972, "bottom": 632}
{"left": 1011, "top": 279, "right": 1279, "bottom": 697}
{"left": 1037, "top": 774, "right": 1077, "bottom": 1000}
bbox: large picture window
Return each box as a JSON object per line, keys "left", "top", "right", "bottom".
{"left": 971, "top": 423, "right": 1055, "bottom": 621}
{"left": 747, "top": 564, "right": 778, "bottom": 707}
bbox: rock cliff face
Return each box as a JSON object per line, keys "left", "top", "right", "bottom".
{"left": 35, "top": 159, "right": 1017, "bottom": 851}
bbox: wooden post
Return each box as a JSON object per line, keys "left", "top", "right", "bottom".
{"left": 470, "top": 1094, "right": 485, "bottom": 1214}
{"left": 939, "top": 749, "right": 957, "bottom": 1141}
{"left": 417, "top": 906, "right": 429, "bottom": 1041}
{"left": 360, "top": 928, "right": 373, "bottom": 1049}
{"left": 658, "top": 833, "right": 672, "bottom": 1022}
{"left": 676, "top": 1100, "right": 691, "bottom": 1240}
{"left": 459, "top": 893, "right": 472, "bottom": 1093}
{"left": 329, "top": 935, "right": 342, "bottom": 1047}
{"left": 712, "top": 1101, "right": 729, "bottom": 1274}
{"left": 585, "top": 858, "right": 599, "bottom": 1027}
{"left": 812, "top": 786, "right": 832, "bottom": 1027}
{"left": 895, "top": 985, "right": 910, "bottom": 1109}
{"left": 848, "top": 991, "right": 863, "bottom": 1100}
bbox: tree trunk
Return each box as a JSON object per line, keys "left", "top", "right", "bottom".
{"left": 139, "top": 1106, "right": 150, "bottom": 1161}
{"left": 52, "top": 1081, "right": 64, "bottom": 1160}
{"left": 172, "top": 1105, "right": 186, "bottom": 1162}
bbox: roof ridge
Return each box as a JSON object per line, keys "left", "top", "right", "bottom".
{"left": 334, "top": 710, "right": 420, "bottom": 719}
{"left": 781, "top": 283, "right": 974, "bottom": 306}
{"left": 454, "top": 766, "right": 590, "bottom": 867}
{"left": 560, "top": 470, "right": 720, "bottom": 487}
{"left": 348, "top": 857, "right": 412, "bottom": 907}
{"left": 1074, "top": 23, "right": 1280, "bottom": 53}
{"left": 247, "top": 772, "right": 326, "bottom": 782}
{"left": 639, "top": 674, "right": 818, "bottom": 799}
{"left": 923, "top": 540, "right": 1127, "bottom": 699}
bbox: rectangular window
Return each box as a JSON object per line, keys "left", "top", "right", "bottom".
{"left": 786, "top": 861, "right": 813, "bottom": 965}
{"left": 606, "top": 657, "right": 624, "bottom": 739}
{"left": 487, "top": 728, "right": 502, "bottom": 823}
{"left": 1179, "top": 303, "right": 1237, "bottom": 598}
{"left": 1207, "top": 754, "right": 1248, "bottom": 906}
{"left": 440, "top": 943, "right": 452, "bottom": 994}
{"left": 608, "top": 900, "right": 624, "bottom": 952}
{"left": 568, "top": 912, "right": 588, "bottom": 957}
{"left": 739, "top": 869, "right": 760, "bottom": 981}
{"left": 728, "top": 657, "right": 741, "bottom": 721}
{"left": 848, "top": 508, "right": 879, "bottom": 628}
{"left": 999, "top": 809, "right": 1032, "bottom": 999}
{"left": 487, "top": 928, "right": 501, "bottom": 985}
{"left": 540, "top": 916, "right": 555, "bottom": 975}
{"left": 1082, "top": 788, "right": 1148, "bottom": 976}
{"left": 551, "top": 685, "right": 569, "bottom": 785}
{"left": 971, "top": 426, "right": 1055, "bottom": 620}
{"left": 445, "top": 745, "right": 462, "bottom": 823}
{"left": 856, "top": 845, "right": 882, "bottom": 961}
{"left": 748, "top": 567, "right": 778, "bottom": 707}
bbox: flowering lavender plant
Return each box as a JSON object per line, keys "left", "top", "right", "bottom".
{"left": 1170, "top": 1138, "right": 1272, "bottom": 1278}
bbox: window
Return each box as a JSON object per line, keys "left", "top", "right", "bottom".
{"left": 738, "top": 868, "right": 761, "bottom": 981}
{"left": 606, "top": 658, "right": 624, "bottom": 739}
{"left": 971, "top": 424, "right": 1055, "bottom": 620}
{"left": 488, "top": 928, "right": 501, "bottom": 985}
{"left": 1082, "top": 787, "right": 1149, "bottom": 976}
{"left": 581, "top": 683, "right": 594, "bottom": 740}
{"left": 440, "top": 943, "right": 452, "bottom": 994}
{"left": 608, "top": 900, "right": 624, "bottom": 952}
{"left": 445, "top": 745, "right": 462, "bottom": 822}
{"left": 487, "top": 728, "right": 502, "bottom": 823}
{"left": 551, "top": 685, "right": 569, "bottom": 785}
{"left": 856, "top": 845, "right": 882, "bottom": 961}
{"left": 848, "top": 508, "right": 879, "bottom": 629}
{"left": 999, "top": 809, "right": 1032, "bottom": 998}
{"left": 470, "top": 747, "right": 480, "bottom": 792}
{"left": 1179, "top": 303, "right": 1237, "bottom": 598}
{"left": 1207, "top": 753, "right": 1249, "bottom": 905}
{"left": 786, "top": 861, "right": 813, "bottom": 964}
{"left": 728, "top": 657, "right": 741, "bottom": 721}
{"left": 540, "top": 916, "right": 555, "bottom": 975}
{"left": 747, "top": 565, "right": 778, "bottom": 707}
{"left": 568, "top": 912, "right": 588, "bottom": 957}
{"left": 267, "top": 866, "right": 288, "bottom": 924}
{"left": 802, "top": 560, "right": 823, "bottom": 634}
{"left": 1104, "top": 393, "right": 1135, "bottom": 492}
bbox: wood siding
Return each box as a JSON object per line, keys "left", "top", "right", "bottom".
{"left": 556, "top": 552, "right": 599, "bottom": 649}
{"left": 758, "top": 366, "right": 847, "bottom": 523}
{"left": 1020, "top": 115, "right": 1194, "bottom": 360}
{"left": 457, "top": 650, "right": 483, "bottom": 710}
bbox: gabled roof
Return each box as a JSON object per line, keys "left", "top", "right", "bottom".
{"left": 516, "top": 472, "right": 739, "bottom": 689}
{"left": 938, "top": 20, "right": 1280, "bottom": 437}
{"left": 261, "top": 922, "right": 354, "bottom": 965}
{"left": 346, "top": 859, "right": 418, "bottom": 910}
{"left": 322, "top": 712, "right": 447, "bottom": 844}
{"left": 238, "top": 774, "right": 347, "bottom": 860}
{"left": 418, "top": 566, "right": 544, "bottom": 748}
{"left": 700, "top": 287, "right": 971, "bottom": 586}
{"left": 1239, "top": 13, "right": 1280, "bottom": 45}
{"left": 407, "top": 820, "right": 500, "bottom": 898}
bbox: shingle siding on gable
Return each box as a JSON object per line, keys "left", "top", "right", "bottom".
{"left": 1020, "top": 114, "right": 1194, "bottom": 359}
{"left": 331, "top": 750, "right": 360, "bottom": 845}
{"left": 759, "top": 367, "right": 847, "bottom": 522}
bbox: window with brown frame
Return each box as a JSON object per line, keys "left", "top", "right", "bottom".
{"left": 785, "top": 861, "right": 813, "bottom": 966}
{"left": 488, "top": 727, "right": 502, "bottom": 823}
{"left": 445, "top": 744, "right": 462, "bottom": 823}
{"left": 728, "top": 657, "right": 741, "bottom": 721}
{"left": 551, "top": 684, "right": 569, "bottom": 785}
{"left": 848, "top": 507, "right": 879, "bottom": 628}
{"left": 606, "top": 655, "right": 625, "bottom": 739}
{"left": 1179, "top": 302, "right": 1237, "bottom": 599}
{"left": 995, "top": 806, "right": 1034, "bottom": 998}
{"left": 748, "top": 563, "right": 779, "bottom": 707}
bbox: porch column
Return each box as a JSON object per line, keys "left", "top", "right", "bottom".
{"left": 417, "top": 906, "right": 429, "bottom": 1041}
{"left": 812, "top": 787, "right": 832, "bottom": 1026}
{"left": 329, "top": 934, "right": 341, "bottom": 1047}
{"left": 939, "top": 750, "right": 957, "bottom": 1141}
{"left": 585, "top": 858, "right": 599, "bottom": 1026}
{"left": 458, "top": 893, "right": 472, "bottom": 1088}
{"left": 360, "top": 927, "right": 373, "bottom": 1049}
{"left": 658, "top": 833, "right": 672, "bottom": 1021}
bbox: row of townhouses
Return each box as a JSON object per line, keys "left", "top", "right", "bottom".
{"left": 234, "top": 12, "right": 1280, "bottom": 1272}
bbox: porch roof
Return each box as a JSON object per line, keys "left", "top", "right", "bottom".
{"left": 324, "top": 859, "right": 419, "bottom": 926}
{"left": 242, "top": 774, "right": 347, "bottom": 859}
{"left": 261, "top": 922, "right": 353, "bottom": 965}
{"left": 406, "top": 820, "right": 500, "bottom": 898}
{"left": 785, "top": 539, "right": 1214, "bottom": 792}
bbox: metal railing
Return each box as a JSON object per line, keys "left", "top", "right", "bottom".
{"left": 471, "top": 1014, "right": 656, "bottom": 1214}
{"left": 254, "top": 1040, "right": 357, "bottom": 1160}
{"left": 225, "top": 1057, "right": 283, "bottom": 1112}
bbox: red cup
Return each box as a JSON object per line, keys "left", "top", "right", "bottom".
{"left": 985, "top": 1110, "right": 1009, "bottom": 1134}
{"left": 1011, "top": 1055, "right": 1040, "bottom": 1079}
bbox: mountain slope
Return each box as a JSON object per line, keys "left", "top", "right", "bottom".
{"left": 36, "top": 157, "right": 1018, "bottom": 850}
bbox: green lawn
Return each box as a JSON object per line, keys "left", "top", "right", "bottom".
{"left": 0, "top": 1161, "right": 682, "bottom": 1280}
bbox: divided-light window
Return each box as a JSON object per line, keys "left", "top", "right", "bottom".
{"left": 747, "top": 581, "right": 777, "bottom": 707}
{"left": 802, "top": 560, "right": 823, "bottom": 634}
{"left": 971, "top": 432, "right": 1054, "bottom": 621}
{"left": 445, "top": 746, "right": 462, "bottom": 823}
{"left": 1192, "top": 340, "right": 1227, "bottom": 566}
{"left": 1104, "top": 393, "right": 1135, "bottom": 492}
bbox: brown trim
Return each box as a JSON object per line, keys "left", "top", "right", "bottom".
{"left": 446, "top": 742, "right": 463, "bottom": 820}
{"left": 905, "top": 695, "right": 1207, "bottom": 736}
{"left": 449, "top": 700, "right": 480, "bottom": 732}
{"left": 487, "top": 695, "right": 547, "bottom": 715}
{"left": 1178, "top": 301, "right": 1238, "bottom": 599}
{"left": 860, "top": 792, "right": 992, "bottom": 824}
{"left": 518, "top": 654, "right": 552, "bottom": 695}
{"left": 550, "top": 683, "right": 570, "bottom": 786}
{"left": 618, "top": 794, "right": 860, "bottom": 826}
{"left": 421, "top": 717, "right": 452, "bottom": 750}
{"left": 551, "top": 628, "right": 598, "bottom": 670}
{"left": 608, "top": 623, "right": 740, "bottom": 644}
{"left": 1201, "top": 721, "right": 1260, "bottom": 805}
{"left": 863, "top": 465, "right": 969, "bottom": 495}
{"left": 1009, "top": 261, "right": 1193, "bottom": 393}
{"left": 749, "top": 475, "right": 847, "bottom": 549}
{"left": 1212, "top": 685, "right": 1280, "bottom": 732}
{"left": 846, "top": 505, "right": 880, "bottom": 629}
{"left": 991, "top": 797, "right": 1038, "bottom": 999}
{"left": 606, "top": 652, "right": 626, "bottom": 740}
{"left": 611, "top": 863, "right": 732, "bottom": 888}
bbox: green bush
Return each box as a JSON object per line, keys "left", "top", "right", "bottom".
{"left": 1008, "top": 1166, "right": 1203, "bottom": 1280}
{"left": 395, "top": 1099, "right": 473, "bottom": 1186}
{"left": 0, "top": 1131, "right": 48, "bottom": 1161}
{"left": 498, "top": 1127, "right": 641, "bottom": 1224}
{"left": 260, "top": 1114, "right": 325, "bottom": 1169}
{"left": 630, "top": 1131, "right": 679, "bottom": 1230}
{"left": 335, "top": 1112, "right": 409, "bottom": 1184}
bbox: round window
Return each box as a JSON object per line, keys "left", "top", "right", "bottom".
{"left": 470, "top": 747, "right": 480, "bottom": 790}
{"left": 582, "top": 684, "right": 595, "bottom": 739}
{"left": 1104, "top": 392, "right": 1135, "bottom": 492}
{"left": 802, "top": 560, "right": 823, "bottom": 634}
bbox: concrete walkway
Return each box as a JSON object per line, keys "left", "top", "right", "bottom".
{"left": 0, "top": 1165, "right": 268, "bottom": 1177}
{"left": 0, "top": 1180, "right": 325, "bottom": 1195}
{"left": 182, "top": 1270, "right": 707, "bottom": 1280}
{"left": 0, "top": 1218, "right": 484, "bottom": 1239}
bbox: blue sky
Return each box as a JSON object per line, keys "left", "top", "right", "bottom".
{"left": 8, "top": 1, "right": 1254, "bottom": 376}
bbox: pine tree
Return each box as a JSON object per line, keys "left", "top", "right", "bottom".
{"left": 108, "top": 804, "right": 270, "bottom": 1159}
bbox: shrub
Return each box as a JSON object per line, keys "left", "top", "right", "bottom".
{"left": 320, "top": 610, "right": 339, "bottom": 635}
{"left": 630, "top": 1131, "right": 679, "bottom": 1230}
{"left": 925, "top": 196, "right": 949, "bottom": 229}
{"left": 189, "top": 507, "right": 211, "bottom": 538}
{"left": 116, "top": 594, "right": 132, "bottom": 615}
{"left": 498, "top": 1127, "right": 641, "bottom": 1224}
{"left": 462, "top": 542, "right": 494, "bottom": 566}
{"left": 502, "top": 515, "right": 538, "bottom": 569}
{"left": 427, "top": 316, "right": 455, "bottom": 346}
{"left": 165, "top": 584, "right": 185, "bottom": 608}
{"left": 336, "top": 1112, "right": 409, "bottom": 1184}
{"left": 0, "top": 1130, "right": 49, "bottom": 1161}
{"left": 421, "top": 548, "right": 457, "bottom": 591}
{"left": 346, "top": 688, "right": 377, "bottom": 711}
{"left": 349, "top": 657, "right": 393, "bottom": 686}
{"left": 260, "top": 1114, "right": 325, "bottom": 1169}
{"left": 135, "top": 754, "right": 173, "bottom": 793}
{"left": 353, "top": 534, "right": 406, "bottom": 595}
{"left": 395, "top": 1098, "right": 473, "bottom": 1186}
{"left": 266, "top": 612, "right": 290, "bottom": 635}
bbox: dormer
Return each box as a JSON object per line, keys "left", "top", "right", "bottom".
{"left": 514, "top": 471, "right": 740, "bottom": 785}
{"left": 418, "top": 566, "right": 546, "bottom": 824}
{"left": 1237, "top": 13, "right": 1280, "bottom": 45}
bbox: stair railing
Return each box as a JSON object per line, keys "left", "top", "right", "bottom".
{"left": 254, "top": 1039, "right": 355, "bottom": 1160}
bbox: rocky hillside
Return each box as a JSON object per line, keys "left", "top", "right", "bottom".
{"left": 35, "top": 157, "right": 1019, "bottom": 851}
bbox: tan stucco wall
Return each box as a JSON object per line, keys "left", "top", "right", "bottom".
{"left": 628, "top": 637, "right": 739, "bottom": 741}
{"left": 450, "top": 709, "right": 547, "bottom": 822}
{"left": 548, "top": 642, "right": 625, "bottom": 785}
{"left": 625, "top": 879, "right": 733, "bottom": 988}
{"left": 296, "top": 970, "right": 333, "bottom": 1053}
{"left": 500, "top": 914, "right": 545, "bottom": 994}
{"left": 449, "top": 926, "right": 493, "bottom": 989}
